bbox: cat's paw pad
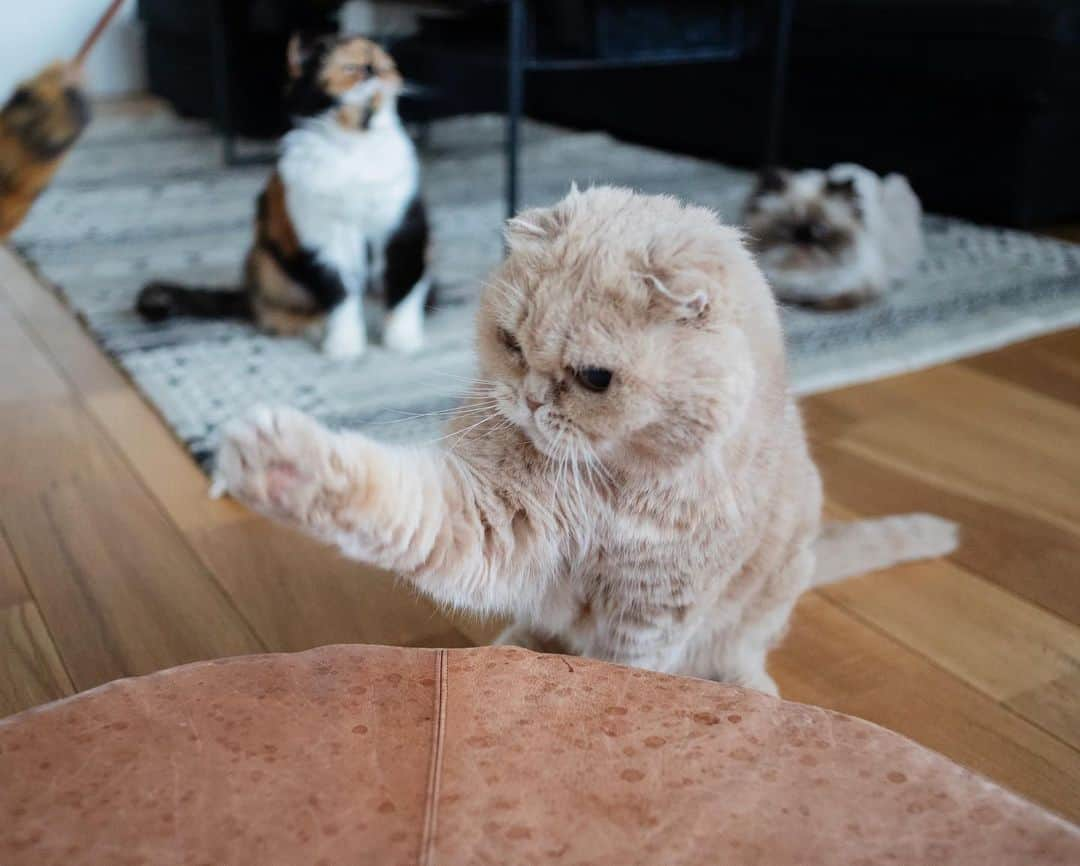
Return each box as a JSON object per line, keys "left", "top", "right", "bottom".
{"left": 214, "top": 406, "right": 340, "bottom": 520}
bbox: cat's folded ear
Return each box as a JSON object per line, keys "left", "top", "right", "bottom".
{"left": 642, "top": 272, "right": 709, "bottom": 321}
{"left": 504, "top": 205, "right": 569, "bottom": 252}
{"left": 504, "top": 184, "right": 587, "bottom": 251}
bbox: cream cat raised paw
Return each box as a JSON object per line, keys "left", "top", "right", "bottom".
{"left": 214, "top": 406, "right": 359, "bottom": 533}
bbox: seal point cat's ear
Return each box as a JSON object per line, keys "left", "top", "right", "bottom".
{"left": 825, "top": 175, "right": 858, "bottom": 200}
{"left": 756, "top": 166, "right": 790, "bottom": 195}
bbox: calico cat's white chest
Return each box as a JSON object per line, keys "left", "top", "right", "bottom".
{"left": 278, "top": 117, "right": 418, "bottom": 255}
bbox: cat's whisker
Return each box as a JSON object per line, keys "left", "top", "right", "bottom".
{"left": 428, "top": 370, "right": 499, "bottom": 386}
{"left": 370, "top": 400, "right": 499, "bottom": 425}
{"left": 431, "top": 411, "right": 504, "bottom": 447}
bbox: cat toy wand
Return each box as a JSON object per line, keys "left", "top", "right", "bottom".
{"left": 74, "top": 0, "right": 129, "bottom": 69}
{"left": 0, "top": 0, "right": 127, "bottom": 239}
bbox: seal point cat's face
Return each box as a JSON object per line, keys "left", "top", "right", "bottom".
{"left": 476, "top": 186, "right": 765, "bottom": 473}
{"left": 284, "top": 34, "right": 402, "bottom": 129}
{"left": 743, "top": 167, "right": 862, "bottom": 270}
{"left": 2, "top": 62, "right": 89, "bottom": 160}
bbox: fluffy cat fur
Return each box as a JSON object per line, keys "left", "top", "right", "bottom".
{"left": 744, "top": 163, "right": 923, "bottom": 309}
{"left": 137, "top": 34, "right": 432, "bottom": 357}
{"left": 213, "top": 186, "right": 957, "bottom": 695}
{"left": 0, "top": 62, "right": 89, "bottom": 239}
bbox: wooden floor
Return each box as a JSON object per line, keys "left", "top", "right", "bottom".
{"left": 1, "top": 245, "right": 1078, "bottom": 821}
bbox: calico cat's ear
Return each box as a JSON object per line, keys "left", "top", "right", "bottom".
{"left": 756, "top": 166, "right": 790, "bottom": 195}
{"left": 287, "top": 32, "right": 325, "bottom": 78}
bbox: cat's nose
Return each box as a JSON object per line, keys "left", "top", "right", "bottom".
{"left": 793, "top": 223, "right": 816, "bottom": 244}
{"left": 525, "top": 397, "right": 542, "bottom": 413}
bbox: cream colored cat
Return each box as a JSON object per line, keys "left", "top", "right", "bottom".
{"left": 213, "top": 185, "right": 956, "bottom": 695}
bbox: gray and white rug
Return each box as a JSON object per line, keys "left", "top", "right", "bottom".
{"left": 13, "top": 108, "right": 1080, "bottom": 467}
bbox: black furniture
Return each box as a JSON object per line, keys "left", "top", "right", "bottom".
{"left": 501, "top": 0, "right": 793, "bottom": 217}
{"left": 391, "top": 0, "right": 795, "bottom": 217}
{"left": 139, "top": 0, "right": 342, "bottom": 161}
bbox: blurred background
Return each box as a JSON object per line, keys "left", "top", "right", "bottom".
{"left": 13, "top": 0, "right": 1077, "bottom": 226}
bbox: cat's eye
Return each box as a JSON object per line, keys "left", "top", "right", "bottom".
{"left": 499, "top": 328, "right": 522, "bottom": 354}
{"left": 575, "top": 367, "right": 613, "bottom": 393}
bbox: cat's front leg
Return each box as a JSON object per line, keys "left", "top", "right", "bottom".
{"left": 213, "top": 406, "right": 366, "bottom": 545}
{"left": 321, "top": 294, "right": 366, "bottom": 359}
{"left": 214, "top": 406, "right": 557, "bottom": 618}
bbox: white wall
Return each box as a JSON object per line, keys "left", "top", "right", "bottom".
{"left": 0, "top": 0, "right": 146, "bottom": 100}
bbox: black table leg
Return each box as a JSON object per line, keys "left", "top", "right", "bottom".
{"left": 209, "top": 0, "right": 274, "bottom": 167}
{"left": 506, "top": 0, "right": 527, "bottom": 220}
{"left": 208, "top": 0, "right": 239, "bottom": 166}
{"left": 765, "top": 0, "right": 795, "bottom": 166}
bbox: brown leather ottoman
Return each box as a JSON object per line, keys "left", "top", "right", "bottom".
{"left": 2, "top": 645, "right": 1077, "bottom": 865}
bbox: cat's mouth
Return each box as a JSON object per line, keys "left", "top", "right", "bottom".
{"left": 494, "top": 392, "right": 559, "bottom": 457}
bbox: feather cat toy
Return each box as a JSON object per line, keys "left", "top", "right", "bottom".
{"left": 0, "top": 0, "right": 125, "bottom": 239}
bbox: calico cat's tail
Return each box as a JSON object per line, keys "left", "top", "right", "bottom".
{"left": 813, "top": 514, "right": 958, "bottom": 586}
{"left": 136, "top": 281, "right": 251, "bottom": 323}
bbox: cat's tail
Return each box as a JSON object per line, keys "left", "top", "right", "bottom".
{"left": 136, "top": 281, "right": 251, "bottom": 323}
{"left": 813, "top": 514, "right": 958, "bottom": 586}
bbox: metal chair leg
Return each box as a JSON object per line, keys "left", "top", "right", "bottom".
{"left": 506, "top": 0, "right": 527, "bottom": 220}
{"left": 764, "top": 0, "right": 795, "bottom": 166}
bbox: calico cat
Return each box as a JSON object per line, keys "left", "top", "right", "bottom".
{"left": 0, "top": 62, "right": 89, "bottom": 239}
{"left": 743, "top": 164, "right": 923, "bottom": 309}
{"left": 211, "top": 186, "right": 957, "bottom": 695}
{"left": 137, "top": 34, "right": 432, "bottom": 357}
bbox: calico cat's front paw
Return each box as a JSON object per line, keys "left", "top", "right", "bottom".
{"left": 213, "top": 406, "right": 351, "bottom": 528}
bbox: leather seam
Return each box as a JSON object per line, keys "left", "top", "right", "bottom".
{"left": 419, "top": 649, "right": 448, "bottom": 866}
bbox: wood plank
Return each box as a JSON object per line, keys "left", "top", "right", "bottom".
{"left": 0, "top": 525, "right": 31, "bottom": 609}
{"left": 825, "top": 363, "right": 1080, "bottom": 454}
{"left": 1010, "top": 671, "right": 1080, "bottom": 749}
{"left": 0, "top": 402, "right": 264, "bottom": 690}
{"left": 0, "top": 401, "right": 122, "bottom": 495}
{"left": 0, "top": 603, "right": 74, "bottom": 719}
{"left": 0, "top": 247, "right": 127, "bottom": 396}
{"left": 814, "top": 440, "right": 1080, "bottom": 625}
{"left": 824, "top": 369, "right": 1080, "bottom": 534}
{"left": 0, "top": 299, "right": 71, "bottom": 405}
{"left": 799, "top": 396, "right": 858, "bottom": 443}
{"left": 963, "top": 340, "right": 1080, "bottom": 407}
{"left": 85, "top": 387, "right": 249, "bottom": 534}
{"left": 821, "top": 557, "right": 1080, "bottom": 715}
{"left": 771, "top": 593, "right": 1080, "bottom": 822}
{"left": 190, "top": 518, "right": 472, "bottom": 653}
{"left": 0, "top": 531, "right": 73, "bottom": 717}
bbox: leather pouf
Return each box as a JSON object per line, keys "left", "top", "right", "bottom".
{"left": 2, "top": 645, "right": 1077, "bottom": 865}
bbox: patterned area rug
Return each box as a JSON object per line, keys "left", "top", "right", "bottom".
{"left": 13, "top": 107, "right": 1080, "bottom": 467}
